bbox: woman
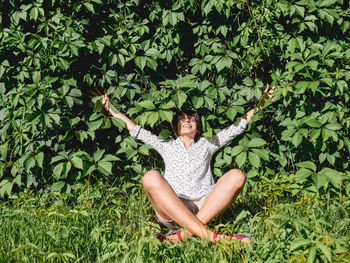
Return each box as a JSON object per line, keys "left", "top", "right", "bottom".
{"left": 102, "top": 84, "right": 275, "bottom": 243}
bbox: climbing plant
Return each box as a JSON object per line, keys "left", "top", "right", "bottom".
{"left": 0, "top": 0, "right": 349, "bottom": 197}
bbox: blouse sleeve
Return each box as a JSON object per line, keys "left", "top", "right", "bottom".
{"left": 208, "top": 118, "right": 247, "bottom": 153}
{"left": 129, "top": 125, "right": 165, "bottom": 156}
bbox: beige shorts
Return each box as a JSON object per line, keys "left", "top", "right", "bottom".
{"left": 154, "top": 194, "right": 208, "bottom": 228}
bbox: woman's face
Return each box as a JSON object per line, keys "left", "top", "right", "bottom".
{"left": 177, "top": 114, "right": 197, "bottom": 137}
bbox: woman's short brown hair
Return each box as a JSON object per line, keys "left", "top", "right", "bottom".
{"left": 171, "top": 109, "right": 202, "bottom": 141}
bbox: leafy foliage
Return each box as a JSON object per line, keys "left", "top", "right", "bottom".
{"left": 0, "top": 0, "right": 349, "bottom": 197}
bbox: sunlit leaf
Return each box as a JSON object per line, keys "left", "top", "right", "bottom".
{"left": 248, "top": 151, "right": 260, "bottom": 168}
{"left": 296, "top": 161, "right": 317, "bottom": 172}
{"left": 235, "top": 152, "right": 247, "bottom": 168}
{"left": 98, "top": 161, "right": 112, "bottom": 174}
{"left": 248, "top": 138, "right": 267, "bottom": 148}
{"left": 71, "top": 157, "right": 83, "bottom": 170}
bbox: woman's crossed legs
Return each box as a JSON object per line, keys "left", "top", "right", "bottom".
{"left": 142, "top": 169, "right": 246, "bottom": 242}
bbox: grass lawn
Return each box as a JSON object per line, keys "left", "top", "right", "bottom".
{"left": 1, "top": 182, "right": 349, "bottom": 262}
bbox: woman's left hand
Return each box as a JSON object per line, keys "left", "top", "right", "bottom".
{"left": 244, "top": 84, "right": 279, "bottom": 124}
{"left": 260, "top": 84, "right": 278, "bottom": 108}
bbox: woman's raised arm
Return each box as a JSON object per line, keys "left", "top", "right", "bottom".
{"left": 102, "top": 94, "right": 136, "bottom": 131}
{"left": 102, "top": 93, "right": 166, "bottom": 155}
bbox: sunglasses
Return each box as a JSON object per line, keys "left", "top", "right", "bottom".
{"left": 179, "top": 116, "right": 196, "bottom": 123}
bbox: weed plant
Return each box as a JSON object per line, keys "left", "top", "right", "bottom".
{"left": 0, "top": 182, "right": 349, "bottom": 263}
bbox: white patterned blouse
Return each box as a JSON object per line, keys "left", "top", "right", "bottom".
{"left": 130, "top": 118, "right": 247, "bottom": 200}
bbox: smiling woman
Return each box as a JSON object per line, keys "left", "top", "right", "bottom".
{"left": 101, "top": 85, "right": 275, "bottom": 243}
{"left": 171, "top": 110, "right": 202, "bottom": 143}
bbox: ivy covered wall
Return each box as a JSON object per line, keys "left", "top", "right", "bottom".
{"left": 0, "top": 0, "right": 349, "bottom": 197}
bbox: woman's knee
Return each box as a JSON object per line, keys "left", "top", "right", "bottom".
{"left": 221, "top": 169, "right": 246, "bottom": 190}
{"left": 142, "top": 170, "right": 162, "bottom": 191}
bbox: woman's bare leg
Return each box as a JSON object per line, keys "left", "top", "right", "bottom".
{"left": 196, "top": 169, "right": 246, "bottom": 225}
{"left": 142, "top": 170, "right": 213, "bottom": 241}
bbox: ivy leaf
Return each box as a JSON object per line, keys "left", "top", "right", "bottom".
{"left": 226, "top": 108, "right": 237, "bottom": 121}
{"left": 145, "top": 48, "right": 161, "bottom": 57}
{"left": 100, "top": 154, "right": 120, "bottom": 162}
{"left": 0, "top": 108, "right": 8, "bottom": 122}
{"left": 325, "top": 123, "right": 342, "bottom": 130}
{"left": 159, "top": 129, "right": 170, "bottom": 139}
{"left": 30, "top": 7, "right": 39, "bottom": 21}
{"left": 204, "top": 96, "right": 214, "bottom": 109}
{"left": 65, "top": 96, "right": 74, "bottom": 107}
{"left": 49, "top": 114, "right": 60, "bottom": 125}
{"left": 215, "top": 57, "right": 226, "bottom": 72}
{"left": 295, "top": 5, "right": 305, "bottom": 17}
{"left": 235, "top": 151, "right": 247, "bottom": 168}
{"left": 0, "top": 178, "right": 14, "bottom": 197}
{"left": 146, "top": 57, "right": 157, "bottom": 70}
{"left": 135, "top": 56, "right": 146, "bottom": 71}
{"left": 318, "top": 167, "right": 342, "bottom": 188}
{"left": 173, "top": 90, "right": 187, "bottom": 108}
{"left": 51, "top": 181, "right": 65, "bottom": 192}
{"left": 24, "top": 157, "right": 35, "bottom": 171}
{"left": 98, "top": 162, "right": 112, "bottom": 174}
{"left": 312, "top": 172, "right": 327, "bottom": 190}
{"left": 306, "top": 119, "right": 321, "bottom": 128}
{"left": 243, "top": 77, "right": 254, "bottom": 87}
{"left": 317, "top": 0, "right": 337, "bottom": 7}
{"left": 231, "top": 146, "right": 244, "bottom": 156}
{"left": 148, "top": 111, "right": 159, "bottom": 127}
{"left": 140, "top": 111, "right": 152, "bottom": 126}
{"left": 93, "top": 149, "right": 105, "bottom": 163}
{"left": 83, "top": 2, "right": 95, "bottom": 13}
{"left": 159, "top": 110, "right": 173, "bottom": 122}
{"left": 160, "top": 101, "right": 176, "bottom": 109}
{"left": 33, "top": 71, "right": 41, "bottom": 85}
{"left": 192, "top": 96, "right": 204, "bottom": 109}
{"left": 344, "top": 138, "right": 350, "bottom": 152}
{"left": 109, "top": 114, "right": 123, "bottom": 127}
{"left": 296, "top": 161, "right": 317, "bottom": 172}
{"left": 51, "top": 155, "right": 66, "bottom": 164}
{"left": 71, "top": 157, "right": 83, "bottom": 170}
{"left": 36, "top": 152, "right": 44, "bottom": 168}
{"left": 296, "top": 81, "right": 308, "bottom": 94}
{"left": 307, "top": 60, "right": 318, "bottom": 70}
{"left": 248, "top": 151, "right": 260, "bottom": 168}
{"left": 138, "top": 145, "right": 151, "bottom": 155}
{"left": 295, "top": 168, "right": 313, "bottom": 182}
{"left": 89, "top": 119, "right": 103, "bottom": 132}
{"left": 292, "top": 132, "right": 302, "bottom": 147}
{"left": 117, "top": 54, "right": 125, "bottom": 67}
{"left": 252, "top": 148, "right": 269, "bottom": 161}
{"left": 139, "top": 100, "right": 155, "bottom": 110}
{"left": 53, "top": 163, "right": 64, "bottom": 179}
{"left": 248, "top": 138, "right": 266, "bottom": 148}
{"left": 64, "top": 162, "right": 71, "bottom": 178}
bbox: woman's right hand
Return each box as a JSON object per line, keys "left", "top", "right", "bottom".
{"left": 101, "top": 93, "right": 136, "bottom": 131}
{"left": 102, "top": 94, "right": 111, "bottom": 113}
